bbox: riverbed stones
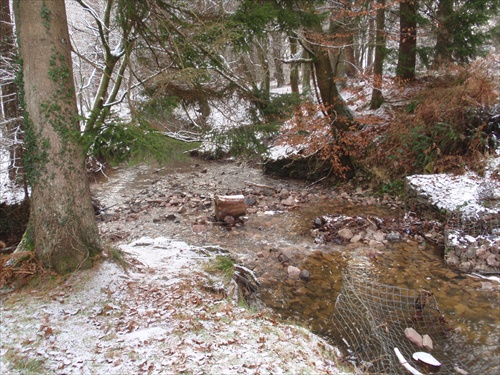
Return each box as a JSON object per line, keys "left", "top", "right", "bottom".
{"left": 404, "top": 327, "right": 423, "bottom": 347}
{"left": 287, "top": 266, "right": 301, "bottom": 280}
{"left": 444, "top": 229, "right": 500, "bottom": 274}
{"left": 281, "top": 197, "right": 295, "bottom": 206}
{"left": 350, "top": 233, "right": 362, "bottom": 243}
{"left": 373, "top": 231, "right": 385, "bottom": 242}
{"left": 299, "top": 269, "right": 311, "bottom": 281}
{"left": 386, "top": 232, "right": 402, "bottom": 242}
{"left": 422, "top": 334, "right": 433, "bottom": 350}
{"left": 338, "top": 228, "right": 354, "bottom": 241}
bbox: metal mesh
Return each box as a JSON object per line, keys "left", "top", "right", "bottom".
{"left": 444, "top": 209, "right": 500, "bottom": 275}
{"left": 332, "top": 270, "right": 467, "bottom": 374}
{"left": 447, "top": 210, "right": 500, "bottom": 238}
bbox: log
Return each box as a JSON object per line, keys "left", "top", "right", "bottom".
{"left": 214, "top": 195, "right": 246, "bottom": 221}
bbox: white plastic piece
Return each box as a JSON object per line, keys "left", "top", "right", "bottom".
{"left": 412, "top": 352, "right": 442, "bottom": 367}
{"left": 394, "top": 348, "right": 423, "bottom": 375}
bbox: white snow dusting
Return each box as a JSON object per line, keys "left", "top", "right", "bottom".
{"left": 0, "top": 237, "right": 347, "bottom": 374}
{"left": 406, "top": 157, "right": 500, "bottom": 218}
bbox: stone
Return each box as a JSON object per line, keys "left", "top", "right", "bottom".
{"left": 281, "top": 197, "right": 295, "bottom": 206}
{"left": 299, "top": 269, "right": 311, "bottom": 281}
{"left": 373, "top": 231, "right": 385, "bottom": 242}
{"left": 404, "top": 327, "right": 423, "bottom": 347}
{"left": 223, "top": 215, "right": 236, "bottom": 226}
{"left": 245, "top": 197, "right": 257, "bottom": 206}
{"left": 313, "top": 217, "right": 323, "bottom": 226}
{"left": 465, "top": 247, "right": 477, "bottom": 260}
{"left": 287, "top": 266, "right": 301, "bottom": 280}
{"left": 338, "top": 228, "right": 354, "bottom": 241}
{"left": 486, "top": 254, "right": 499, "bottom": 267}
{"left": 296, "top": 287, "right": 309, "bottom": 295}
{"left": 192, "top": 224, "right": 206, "bottom": 234}
{"left": 481, "top": 282, "right": 495, "bottom": 291}
{"left": 386, "top": 232, "right": 402, "bottom": 243}
{"left": 350, "top": 234, "right": 362, "bottom": 243}
{"left": 459, "top": 261, "right": 472, "bottom": 272}
{"left": 422, "top": 334, "right": 433, "bottom": 350}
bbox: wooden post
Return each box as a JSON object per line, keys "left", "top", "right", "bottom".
{"left": 214, "top": 195, "right": 246, "bottom": 221}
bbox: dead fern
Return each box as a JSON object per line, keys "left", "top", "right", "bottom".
{"left": 0, "top": 251, "right": 46, "bottom": 289}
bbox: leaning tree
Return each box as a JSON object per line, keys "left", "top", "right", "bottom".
{"left": 14, "top": 0, "right": 101, "bottom": 273}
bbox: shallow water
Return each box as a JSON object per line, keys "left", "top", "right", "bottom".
{"left": 257, "top": 206, "right": 500, "bottom": 374}
{"left": 93, "top": 160, "right": 500, "bottom": 374}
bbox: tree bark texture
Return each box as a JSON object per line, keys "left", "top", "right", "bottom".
{"left": 433, "top": 0, "right": 453, "bottom": 68}
{"left": 14, "top": 0, "right": 101, "bottom": 273}
{"left": 289, "top": 36, "right": 299, "bottom": 94}
{"left": 396, "top": 0, "right": 418, "bottom": 81}
{"left": 370, "top": 0, "right": 386, "bottom": 109}
{"left": 305, "top": 23, "right": 350, "bottom": 129}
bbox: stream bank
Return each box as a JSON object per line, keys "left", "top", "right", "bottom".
{"left": 91, "top": 157, "right": 499, "bottom": 374}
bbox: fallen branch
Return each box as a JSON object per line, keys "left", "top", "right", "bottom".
{"left": 244, "top": 181, "right": 274, "bottom": 190}
{"left": 234, "top": 264, "right": 261, "bottom": 286}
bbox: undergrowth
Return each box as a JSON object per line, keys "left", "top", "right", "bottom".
{"left": 206, "top": 123, "right": 279, "bottom": 161}
{"left": 362, "top": 58, "right": 499, "bottom": 184}
{"left": 83, "top": 117, "right": 198, "bottom": 166}
{"left": 205, "top": 255, "right": 235, "bottom": 282}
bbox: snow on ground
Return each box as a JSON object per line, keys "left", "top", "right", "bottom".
{"left": 0, "top": 237, "right": 348, "bottom": 375}
{"left": 406, "top": 156, "right": 500, "bottom": 218}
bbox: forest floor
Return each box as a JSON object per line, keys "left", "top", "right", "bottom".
{"left": 0, "top": 160, "right": 356, "bottom": 375}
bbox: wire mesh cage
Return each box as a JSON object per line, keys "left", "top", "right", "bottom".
{"left": 444, "top": 209, "right": 500, "bottom": 275}
{"left": 332, "top": 270, "right": 468, "bottom": 374}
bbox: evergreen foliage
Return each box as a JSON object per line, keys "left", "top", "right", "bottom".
{"left": 83, "top": 117, "right": 195, "bottom": 166}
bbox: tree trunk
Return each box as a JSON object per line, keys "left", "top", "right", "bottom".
{"left": 433, "top": 0, "right": 453, "bottom": 68}
{"left": 344, "top": 34, "right": 357, "bottom": 77}
{"left": 370, "top": 0, "right": 386, "bottom": 109}
{"left": 396, "top": 0, "right": 418, "bottom": 81}
{"left": 366, "top": 16, "right": 375, "bottom": 72}
{"left": 308, "top": 40, "right": 350, "bottom": 128}
{"left": 272, "top": 33, "right": 285, "bottom": 87}
{"left": 289, "top": 36, "right": 299, "bottom": 94}
{"left": 0, "top": 0, "right": 23, "bottom": 181}
{"left": 301, "top": 49, "right": 312, "bottom": 97}
{"left": 14, "top": 0, "right": 101, "bottom": 273}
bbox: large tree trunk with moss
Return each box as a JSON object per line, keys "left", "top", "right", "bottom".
{"left": 14, "top": 0, "right": 101, "bottom": 273}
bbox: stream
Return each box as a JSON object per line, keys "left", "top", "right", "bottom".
{"left": 92, "top": 159, "right": 500, "bottom": 374}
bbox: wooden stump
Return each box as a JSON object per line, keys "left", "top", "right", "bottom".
{"left": 214, "top": 195, "right": 246, "bottom": 221}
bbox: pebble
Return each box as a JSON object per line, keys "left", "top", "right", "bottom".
{"left": 299, "top": 269, "right": 311, "bottom": 281}
{"left": 386, "top": 232, "right": 402, "bottom": 242}
{"left": 287, "top": 266, "right": 301, "bottom": 280}
{"left": 338, "top": 228, "right": 353, "bottom": 240}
